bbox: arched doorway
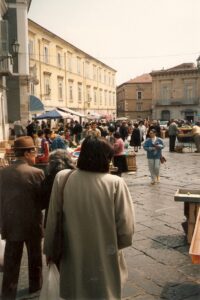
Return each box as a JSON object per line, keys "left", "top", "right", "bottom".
{"left": 184, "top": 109, "right": 195, "bottom": 122}
{"left": 161, "top": 110, "right": 170, "bottom": 121}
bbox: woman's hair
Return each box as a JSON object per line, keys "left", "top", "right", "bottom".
{"left": 113, "top": 132, "right": 121, "bottom": 139}
{"left": 47, "top": 149, "right": 75, "bottom": 176}
{"left": 77, "top": 136, "right": 114, "bottom": 173}
{"left": 149, "top": 129, "right": 157, "bottom": 134}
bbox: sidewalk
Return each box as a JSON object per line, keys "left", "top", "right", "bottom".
{"left": 122, "top": 139, "right": 200, "bottom": 299}
{"left": 1, "top": 138, "right": 200, "bottom": 299}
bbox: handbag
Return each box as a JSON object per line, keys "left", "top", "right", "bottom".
{"left": 160, "top": 155, "right": 166, "bottom": 164}
{"left": 51, "top": 169, "right": 74, "bottom": 265}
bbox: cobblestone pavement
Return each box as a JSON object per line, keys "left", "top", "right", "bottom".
{"left": 0, "top": 139, "right": 200, "bottom": 299}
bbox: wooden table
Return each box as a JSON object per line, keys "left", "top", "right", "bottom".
{"left": 174, "top": 189, "right": 200, "bottom": 243}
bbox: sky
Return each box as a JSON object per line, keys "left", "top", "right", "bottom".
{"left": 28, "top": 0, "right": 200, "bottom": 85}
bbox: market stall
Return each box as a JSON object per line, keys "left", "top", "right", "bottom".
{"left": 176, "top": 127, "right": 194, "bottom": 152}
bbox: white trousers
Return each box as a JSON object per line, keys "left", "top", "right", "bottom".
{"left": 148, "top": 159, "right": 160, "bottom": 181}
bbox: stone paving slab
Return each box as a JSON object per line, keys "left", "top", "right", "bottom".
{"left": 0, "top": 138, "right": 200, "bottom": 300}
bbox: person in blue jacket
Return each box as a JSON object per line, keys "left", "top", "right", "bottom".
{"left": 143, "top": 129, "right": 164, "bottom": 184}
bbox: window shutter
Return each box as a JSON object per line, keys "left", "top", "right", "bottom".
{"left": 0, "top": 20, "right": 9, "bottom": 55}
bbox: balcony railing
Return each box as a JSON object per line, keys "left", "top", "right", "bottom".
{"left": 156, "top": 97, "right": 200, "bottom": 106}
{"left": 0, "top": 55, "right": 13, "bottom": 75}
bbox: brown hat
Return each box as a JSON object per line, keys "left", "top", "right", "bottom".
{"left": 14, "top": 136, "right": 36, "bottom": 149}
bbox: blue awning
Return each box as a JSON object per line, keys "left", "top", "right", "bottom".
{"left": 29, "top": 95, "right": 44, "bottom": 112}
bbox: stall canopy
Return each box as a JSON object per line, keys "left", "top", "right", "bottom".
{"left": 87, "top": 112, "right": 101, "bottom": 120}
{"left": 35, "top": 109, "right": 72, "bottom": 120}
{"left": 29, "top": 95, "right": 44, "bottom": 113}
{"left": 57, "top": 107, "right": 86, "bottom": 118}
{"left": 115, "top": 117, "right": 128, "bottom": 121}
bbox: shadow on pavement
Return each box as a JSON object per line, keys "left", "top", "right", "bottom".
{"left": 160, "top": 282, "right": 200, "bottom": 300}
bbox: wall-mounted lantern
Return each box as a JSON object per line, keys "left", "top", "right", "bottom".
{"left": 11, "top": 40, "right": 20, "bottom": 56}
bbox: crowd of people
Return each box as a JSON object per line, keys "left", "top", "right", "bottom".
{"left": 1, "top": 117, "right": 200, "bottom": 299}
{"left": 0, "top": 135, "right": 135, "bottom": 300}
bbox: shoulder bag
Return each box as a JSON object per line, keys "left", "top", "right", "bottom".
{"left": 52, "top": 169, "right": 74, "bottom": 265}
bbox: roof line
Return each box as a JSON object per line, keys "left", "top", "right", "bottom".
{"left": 28, "top": 19, "right": 117, "bottom": 72}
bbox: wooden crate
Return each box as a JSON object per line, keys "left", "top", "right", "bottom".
{"left": 126, "top": 154, "right": 137, "bottom": 171}
{"left": 189, "top": 208, "right": 200, "bottom": 264}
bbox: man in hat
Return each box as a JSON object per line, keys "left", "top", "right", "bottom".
{"left": 0, "top": 136, "right": 45, "bottom": 300}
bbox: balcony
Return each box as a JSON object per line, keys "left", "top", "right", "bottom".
{"left": 0, "top": 55, "right": 13, "bottom": 75}
{"left": 155, "top": 97, "right": 200, "bottom": 106}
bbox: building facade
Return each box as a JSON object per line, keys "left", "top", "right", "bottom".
{"left": 117, "top": 73, "right": 152, "bottom": 120}
{"left": 0, "top": 0, "right": 9, "bottom": 141}
{"left": 0, "top": 0, "right": 31, "bottom": 142}
{"left": 28, "top": 19, "right": 117, "bottom": 120}
{"left": 151, "top": 61, "right": 200, "bottom": 122}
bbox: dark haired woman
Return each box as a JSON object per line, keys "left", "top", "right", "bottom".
{"left": 130, "top": 123, "right": 141, "bottom": 152}
{"left": 143, "top": 129, "right": 164, "bottom": 184}
{"left": 43, "top": 136, "right": 135, "bottom": 300}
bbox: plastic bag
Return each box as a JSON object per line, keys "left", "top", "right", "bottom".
{"left": 39, "top": 263, "right": 60, "bottom": 300}
{"left": 0, "top": 235, "right": 5, "bottom": 267}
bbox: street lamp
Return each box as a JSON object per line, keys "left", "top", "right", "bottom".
{"left": 11, "top": 40, "right": 20, "bottom": 56}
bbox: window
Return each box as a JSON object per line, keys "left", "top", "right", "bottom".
{"left": 78, "top": 83, "right": 82, "bottom": 103}
{"left": 112, "top": 74, "right": 115, "bottom": 87}
{"left": 87, "top": 86, "right": 91, "bottom": 102}
{"left": 93, "top": 88, "right": 97, "bottom": 104}
{"left": 184, "top": 84, "right": 194, "bottom": 99}
{"left": 99, "top": 68, "right": 102, "bottom": 82}
{"left": 137, "top": 91, "right": 142, "bottom": 100}
{"left": 109, "top": 91, "right": 111, "bottom": 106}
{"left": 161, "top": 82, "right": 172, "bottom": 100}
{"left": 43, "top": 46, "right": 49, "bottom": 64}
{"left": 44, "top": 74, "right": 51, "bottom": 99}
{"left": 108, "top": 72, "right": 111, "bottom": 86}
{"left": 57, "top": 52, "right": 62, "bottom": 68}
{"left": 68, "top": 81, "right": 73, "bottom": 102}
{"left": 93, "top": 65, "right": 97, "bottom": 80}
{"left": 30, "top": 82, "right": 35, "bottom": 95}
{"left": 58, "top": 78, "right": 63, "bottom": 100}
{"left": 113, "top": 92, "right": 116, "bottom": 106}
{"left": 100, "top": 89, "right": 102, "bottom": 105}
{"left": 67, "top": 52, "right": 72, "bottom": 72}
{"left": 28, "top": 39, "right": 34, "bottom": 59}
{"left": 77, "top": 57, "right": 81, "bottom": 74}
{"left": 136, "top": 103, "right": 142, "bottom": 111}
{"left": 104, "top": 70, "right": 107, "bottom": 84}
{"left": 85, "top": 61, "right": 90, "bottom": 78}
{"left": 125, "top": 101, "right": 128, "bottom": 111}
{"left": 104, "top": 90, "right": 107, "bottom": 106}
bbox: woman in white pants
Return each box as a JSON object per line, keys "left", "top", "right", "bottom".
{"left": 143, "top": 129, "right": 164, "bottom": 184}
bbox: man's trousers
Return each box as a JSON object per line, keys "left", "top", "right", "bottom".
{"left": 2, "top": 238, "right": 42, "bottom": 300}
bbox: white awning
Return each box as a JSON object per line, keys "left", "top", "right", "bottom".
{"left": 57, "top": 107, "right": 86, "bottom": 118}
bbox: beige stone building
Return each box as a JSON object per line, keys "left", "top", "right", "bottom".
{"left": 28, "top": 19, "right": 117, "bottom": 120}
{"left": 117, "top": 73, "right": 152, "bottom": 120}
{"left": 151, "top": 60, "right": 200, "bottom": 122}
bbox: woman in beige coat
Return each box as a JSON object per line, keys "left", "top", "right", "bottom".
{"left": 43, "top": 136, "right": 135, "bottom": 300}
